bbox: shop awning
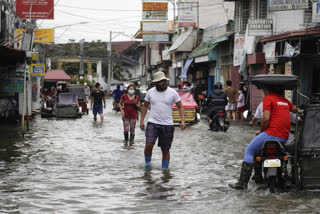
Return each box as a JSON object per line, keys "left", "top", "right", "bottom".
{"left": 44, "top": 70, "right": 71, "bottom": 81}
{"left": 179, "top": 58, "right": 194, "bottom": 79}
{"left": 168, "top": 30, "right": 197, "bottom": 53}
{"left": 189, "top": 33, "right": 233, "bottom": 60}
{"left": 0, "top": 45, "right": 25, "bottom": 66}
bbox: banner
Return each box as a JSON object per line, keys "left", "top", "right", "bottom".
{"left": 16, "top": 0, "right": 54, "bottom": 19}
{"left": 177, "top": 1, "right": 198, "bottom": 27}
{"left": 284, "top": 42, "right": 300, "bottom": 58}
{"left": 29, "top": 64, "right": 46, "bottom": 76}
{"left": 264, "top": 42, "right": 277, "bottom": 64}
{"left": 268, "top": 0, "right": 309, "bottom": 11}
{"left": 233, "top": 34, "right": 245, "bottom": 66}
{"left": 142, "top": 34, "right": 169, "bottom": 42}
{"left": 16, "top": 29, "right": 54, "bottom": 43}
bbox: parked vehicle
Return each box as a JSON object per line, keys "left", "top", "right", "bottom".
{"left": 172, "top": 91, "right": 200, "bottom": 124}
{"left": 209, "top": 111, "right": 229, "bottom": 132}
{"left": 56, "top": 93, "right": 81, "bottom": 118}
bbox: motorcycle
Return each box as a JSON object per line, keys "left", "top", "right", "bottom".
{"left": 198, "top": 94, "right": 206, "bottom": 114}
{"left": 254, "top": 140, "right": 290, "bottom": 193}
{"left": 209, "top": 111, "right": 230, "bottom": 132}
{"left": 41, "top": 96, "right": 55, "bottom": 118}
{"left": 113, "top": 99, "right": 120, "bottom": 112}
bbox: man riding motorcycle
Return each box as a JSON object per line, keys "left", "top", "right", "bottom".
{"left": 206, "top": 82, "right": 228, "bottom": 130}
{"left": 229, "top": 85, "right": 298, "bottom": 190}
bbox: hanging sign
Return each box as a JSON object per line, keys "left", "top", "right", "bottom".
{"left": 142, "top": 11, "right": 168, "bottom": 20}
{"left": 16, "top": 0, "right": 54, "bottom": 19}
{"left": 268, "top": 0, "right": 309, "bottom": 11}
{"left": 142, "top": 2, "right": 168, "bottom": 11}
{"left": 177, "top": 1, "right": 198, "bottom": 27}
{"left": 29, "top": 64, "right": 46, "bottom": 76}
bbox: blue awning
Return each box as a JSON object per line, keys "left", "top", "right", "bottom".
{"left": 179, "top": 58, "right": 194, "bottom": 79}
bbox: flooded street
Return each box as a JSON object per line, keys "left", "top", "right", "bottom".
{"left": 1, "top": 99, "right": 320, "bottom": 213}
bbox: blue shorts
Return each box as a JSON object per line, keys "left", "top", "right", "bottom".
{"left": 145, "top": 122, "right": 175, "bottom": 150}
{"left": 93, "top": 104, "right": 103, "bottom": 116}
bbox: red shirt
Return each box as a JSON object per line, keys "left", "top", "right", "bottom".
{"left": 263, "top": 93, "right": 294, "bottom": 139}
{"left": 121, "top": 94, "right": 140, "bottom": 119}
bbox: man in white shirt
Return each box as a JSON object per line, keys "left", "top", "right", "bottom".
{"left": 140, "top": 71, "right": 185, "bottom": 170}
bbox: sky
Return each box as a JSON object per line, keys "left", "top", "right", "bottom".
{"left": 38, "top": 0, "right": 233, "bottom": 44}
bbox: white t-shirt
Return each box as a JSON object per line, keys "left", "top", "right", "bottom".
{"left": 237, "top": 93, "right": 245, "bottom": 108}
{"left": 145, "top": 87, "right": 181, "bottom": 125}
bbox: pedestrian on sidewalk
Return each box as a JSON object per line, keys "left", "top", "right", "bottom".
{"left": 90, "top": 82, "right": 106, "bottom": 122}
{"left": 224, "top": 80, "right": 237, "bottom": 121}
{"left": 140, "top": 71, "right": 185, "bottom": 170}
{"left": 119, "top": 84, "right": 141, "bottom": 142}
{"left": 236, "top": 89, "right": 245, "bottom": 120}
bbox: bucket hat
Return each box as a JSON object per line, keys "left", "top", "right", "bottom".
{"left": 152, "top": 71, "right": 169, "bottom": 83}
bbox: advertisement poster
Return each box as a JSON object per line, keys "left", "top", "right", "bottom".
{"left": 29, "top": 64, "right": 46, "bottom": 76}
{"left": 140, "top": 21, "right": 169, "bottom": 34}
{"left": 142, "top": 2, "right": 168, "bottom": 11}
{"left": 16, "top": 0, "right": 54, "bottom": 19}
{"left": 233, "top": 34, "right": 245, "bottom": 66}
{"left": 16, "top": 29, "right": 54, "bottom": 43}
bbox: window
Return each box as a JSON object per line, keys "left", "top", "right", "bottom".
{"left": 255, "top": 0, "right": 267, "bottom": 19}
{"left": 235, "top": 0, "right": 249, "bottom": 33}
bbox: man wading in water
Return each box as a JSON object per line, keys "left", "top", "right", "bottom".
{"left": 140, "top": 71, "right": 185, "bottom": 170}
{"left": 90, "top": 82, "right": 106, "bottom": 122}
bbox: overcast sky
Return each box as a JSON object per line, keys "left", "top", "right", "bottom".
{"left": 39, "top": 0, "right": 233, "bottom": 44}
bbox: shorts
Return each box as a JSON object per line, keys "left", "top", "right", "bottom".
{"left": 93, "top": 104, "right": 103, "bottom": 116}
{"left": 145, "top": 122, "right": 175, "bottom": 150}
{"left": 237, "top": 106, "right": 245, "bottom": 113}
{"left": 225, "top": 103, "right": 235, "bottom": 111}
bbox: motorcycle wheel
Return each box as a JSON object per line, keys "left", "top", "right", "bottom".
{"left": 269, "top": 176, "right": 276, "bottom": 193}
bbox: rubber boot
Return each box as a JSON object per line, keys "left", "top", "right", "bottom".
{"left": 252, "top": 162, "right": 263, "bottom": 184}
{"left": 229, "top": 162, "right": 253, "bottom": 190}
{"left": 124, "top": 132, "right": 129, "bottom": 141}
{"left": 130, "top": 133, "right": 135, "bottom": 143}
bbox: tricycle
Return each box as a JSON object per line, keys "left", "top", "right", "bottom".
{"left": 55, "top": 93, "right": 82, "bottom": 118}
{"left": 250, "top": 74, "right": 320, "bottom": 192}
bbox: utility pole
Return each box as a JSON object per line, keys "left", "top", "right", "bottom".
{"left": 79, "top": 39, "right": 85, "bottom": 78}
{"left": 107, "top": 31, "right": 112, "bottom": 91}
{"left": 168, "top": 0, "right": 176, "bottom": 35}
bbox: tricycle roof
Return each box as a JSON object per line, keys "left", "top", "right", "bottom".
{"left": 250, "top": 74, "right": 299, "bottom": 90}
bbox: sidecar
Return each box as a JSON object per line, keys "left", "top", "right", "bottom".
{"left": 56, "top": 93, "right": 81, "bottom": 118}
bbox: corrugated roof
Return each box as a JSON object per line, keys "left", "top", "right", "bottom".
{"left": 44, "top": 70, "right": 71, "bottom": 81}
{"left": 189, "top": 33, "right": 233, "bottom": 58}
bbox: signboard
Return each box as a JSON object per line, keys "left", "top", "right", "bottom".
{"left": 313, "top": 2, "right": 320, "bottom": 23}
{"left": 143, "top": 34, "right": 169, "bottom": 42}
{"left": 142, "top": 2, "right": 168, "bottom": 11}
{"left": 264, "top": 42, "right": 277, "bottom": 64}
{"left": 16, "top": 29, "right": 54, "bottom": 43}
{"left": 29, "top": 64, "right": 46, "bottom": 76}
{"left": 248, "top": 19, "right": 273, "bottom": 36}
{"left": 177, "top": 1, "right": 198, "bottom": 27}
{"left": 285, "top": 61, "right": 292, "bottom": 102}
{"left": 233, "top": 34, "right": 245, "bottom": 66}
{"left": 143, "top": 11, "right": 168, "bottom": 20}
{"left": 16, "top": 0, "right": 54, "bottom": 19}
{"left": 0, "top": 79, "right": 24, "bottom": 93}
{"left": 140, "top": 21, "right": 169, "bottom": 34}
{"left": 268, "top": 0, "right": 309, "bottom": 11}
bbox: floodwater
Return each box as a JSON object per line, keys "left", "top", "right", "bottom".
{"left": 1, "top": 99, "right": 320, "bottom": 213}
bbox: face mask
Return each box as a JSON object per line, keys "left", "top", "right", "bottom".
{"left": 128, "top": 89, "right": 135, "bottom": 95}
{"left": 156, "top": 81, "right": 168, "bottom": 92}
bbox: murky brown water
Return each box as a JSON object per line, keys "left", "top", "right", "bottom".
{"left": 1, "top": 99, "right": 320, "bottom": 213}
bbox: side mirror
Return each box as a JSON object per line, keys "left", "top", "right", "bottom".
{"left": 243, "top": 110, "right": 249, "bottom": 119}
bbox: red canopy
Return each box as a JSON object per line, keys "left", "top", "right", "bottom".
{"left": 44, "top": 70, "right": 71, "bottom": 81}
{"left": 172, "top": 91, "right": 198, "bottom": 109}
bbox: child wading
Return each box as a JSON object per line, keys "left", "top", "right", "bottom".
{"left": 119, "top": 84, "right": 141, "bottom": 143}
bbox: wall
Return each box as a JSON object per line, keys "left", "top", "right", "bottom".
{"left": 249, "top": 64, "right": 265, "bottom": 114}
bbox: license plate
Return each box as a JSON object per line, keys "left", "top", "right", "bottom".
{"left": 264, "top": 159, "right": 281, "bottom": 168}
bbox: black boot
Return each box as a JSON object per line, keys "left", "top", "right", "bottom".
{"left": 229, "top": 162, "right": 253, "bottom": 190}
{"left": 124, "top": 132, "right": 129, "bottom": 141}
{"left": 252, "top": 162, "right": 263, "bottom": 184}
{"left": 130, "top": 133, "right": 135, "bottom": 143}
